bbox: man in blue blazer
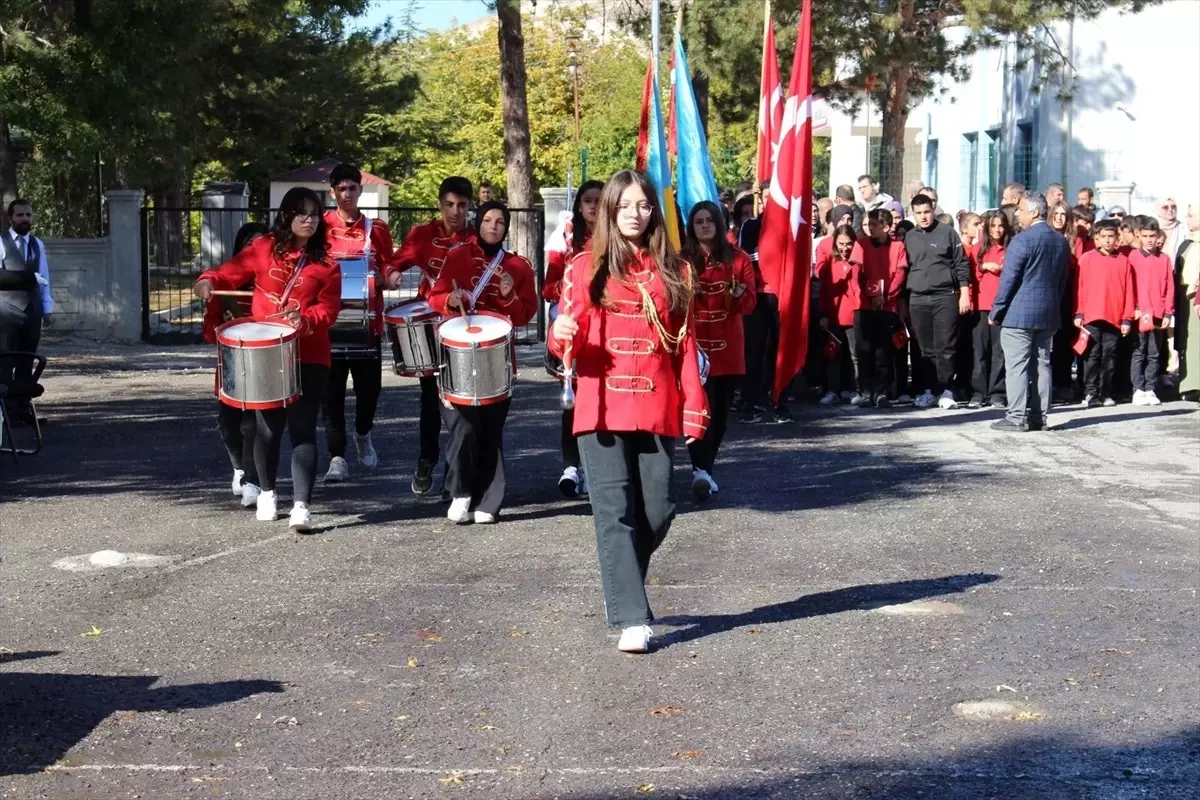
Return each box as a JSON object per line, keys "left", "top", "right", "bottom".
{"left": 988, "top": 192, "right": 1070, "bottom": 430}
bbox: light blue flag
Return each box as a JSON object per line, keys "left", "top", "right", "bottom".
{"left": 671, "top": 31, "right": 720, "bottom": 222}
{"left": 646, "top": 71, "right": 681, "bottom": 248}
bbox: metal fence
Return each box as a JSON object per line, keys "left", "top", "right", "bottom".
{"left": 141, "top": 205, "right": 545, "bottom": 345}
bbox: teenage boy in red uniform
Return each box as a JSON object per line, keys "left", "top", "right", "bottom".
{"left": 1075, "top": 219, "right": 1134, "bottom": 406}
{"left": 1128, "top": 219, "right": 1175, "bottom": 405}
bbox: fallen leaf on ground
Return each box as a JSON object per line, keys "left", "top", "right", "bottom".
{"left": 672, "top": 750, "right": 703, "bottom": 760}
{"left": 649, "top": 706, "right": 682, "bottom": 717}
{"left": 439, "top": 771, "right": 464, "bottom": 785}
{"left": 636, "top": 784, "right": 656, "bottom": 793}
{"left": 417, "top": 630, "right": 444, "bottom": 643}
{"left": 996, "top": 685, "right": 1018, "bottom": 693}
{"left": 473, "top": 724, "right": 500, "bottom": 731}
{"left": 1099, "top": 648, "right": 1130, "bottom": 655}
{"left": 508, "top": 630, "right": 525, "bottom": 638}
{"left": 506, "top": 765, "right": 522, "bottom": 773}
{"left": 1063, "top": 678, "right": 1079, "bottom": 685}
{"left": 81, "top": 626, "right": 103, "bottom": 638}
{"left": 406, "top": 656, "right": 419, "bottom": 668}
{"left": 1009, "top": 710, "right": 1046, "bottom": 721}
{"left": 746, "top": 628, "right": 765, "bottom": 635}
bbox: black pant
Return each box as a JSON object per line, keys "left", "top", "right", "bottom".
{"left": 1051, "top": 324, "right": 1077, "bottom": 394}
{"left": 579, "top": 431, "right": 676, "bottom": 627}
{"left": 323, "top": 353, "right": 382, "bottom": 458}
{"left": 822, "top": 325, "right": 859, "bottom": 395}
{"left": 909, "top": 294, "right": 960, "bottom": 395}
{"left": 217, "top": 402, "right": 258, "bottom": 485}
{"left": 1132, "top": 328, "right": 1164, "bottom": 392}
{"left": 441, "top": 398, "right": 510, "bottom": 515}
{"left": 688, "top": 375, "right": 738, "bottom": 473}
{"left": 419, "top": 375, "right": 442, "bottom": 463}
{"left": 1083, "top": 322, "right": 1120, "bottom": 400}
{"left": 854, "top": 309, "right": 898, "bottom": 399}
{"left": 971, "top": 311, "right": 1006, "bottom": 403}
{"left": 561, "top": 407, "right": 580, "bottom": 469}
{"left": 0, "top": 304, "right": 42, "bottom": 391}
{"left": 742, "top": 292, "right": 784, "bottom": 409}
{"left": 255, "top": 364, "right": 328, "bottom": 504}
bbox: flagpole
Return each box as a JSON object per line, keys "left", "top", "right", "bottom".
{"left": 755, "top": 0, "right": 771, "bottom": 217}
{"left": 651, "top": 0, "right": 661, "bottom": 77}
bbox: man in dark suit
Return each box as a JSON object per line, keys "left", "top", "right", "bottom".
{"left": 989, "top": 191, "right": 1070, "bottom": 431}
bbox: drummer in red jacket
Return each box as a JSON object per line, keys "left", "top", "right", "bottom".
{"left": 549, "top": 169, "right": 710, "bottom": 655}
{"left": 384, "top": 176, "right": 477, "bottom": 496}
{"left": 428, "top": 201, "right": 536, "bottom": 525}
{"left": 682, "top": 200, "right": 756, "bottom": 500}
{"left": 543, "top": 179, "right": 603, "bottom": 499}
{"left": 194, "top": 187, "right": 342, "bottom": 534}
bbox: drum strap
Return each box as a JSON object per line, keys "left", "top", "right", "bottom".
{"left": 277, "top": 255, "right": 308, "bottom": 310}
{"left": 363, "top": 217, "right": 373, "bottom": 256}
{"left": 467, "top": 249, "right": 505, "bottom": 311}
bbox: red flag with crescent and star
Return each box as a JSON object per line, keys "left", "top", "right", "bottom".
{"left": 755, "top": 1, "right": 783, "bottom": 187}
{"left": 757, "top": 0, "right": 813, "bottom": 404}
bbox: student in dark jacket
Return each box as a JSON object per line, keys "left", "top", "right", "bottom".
{"left": 902, "top": 194, "right": 972, "bottom": 410}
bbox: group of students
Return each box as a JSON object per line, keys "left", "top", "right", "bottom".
{"left": 802, "top": 176, "right": 1198, "bottom": 415}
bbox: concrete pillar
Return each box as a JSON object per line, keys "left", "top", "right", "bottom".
{"left": 1095, "top": 181, "right": 1136, "bottom": 215}
{"left": 201, "top": 181, "right": 250, "bottom": 269}
{"left": 540, "top": 187, "right": 572, "bottom": 257}
{"left": 105, "top": 189, "right": 145, "bottom": 342}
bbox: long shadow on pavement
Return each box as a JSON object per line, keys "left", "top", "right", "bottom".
{"left": 654, "top": 573, "right": 1000, "bottom": 649}
{"left": 0, "top": 661, "right": 283, "bottom": 776}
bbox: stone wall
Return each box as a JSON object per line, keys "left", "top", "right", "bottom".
{"left": 42, "top": 238, "right": 118, "bottom": 338}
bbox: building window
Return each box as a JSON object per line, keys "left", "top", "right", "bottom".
{"left": 985, "top": 129, "right": 1000, "bottom": 208}
{"left": 925, "top": 139, "right": 939, "bottom": 188}
{"left": 961, "top": 133, "right": 979, "bottom": 209}
{"left": 1014, "top": 123, "right": 1035, "bottom": 190}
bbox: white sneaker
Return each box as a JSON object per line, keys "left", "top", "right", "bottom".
{"left": 289, "top": 503, "right": 312, "bottom": 533}
{"left": 937, "top": 390, "right": 959, "bottom": 410}
{"left": 231, "top": 469, "right": 245, "bottom": 496}
{"left": 706, "top": 472, "right": 720, "bottom": 494}
{"left": 256, "top": 490, "right": 278, "bottom": 521}
{"left": 578, "top": 470, "right": 589, "bottom": 497}
{"left": 354, "top": 433, "right": 378, "bottom": 469}
{"left": 474, "top": 510, "right": 497, "bottom": 524}
{"left": 617, "top": 624, "right": 653, "bottom": 653}
{"left": 558, "top": 466, "right": 581, "bottom": 499}
{"left": 240, "top": 483, "right": 261, "bottom": 508}
{"left": 1146, "top": 390, "right": 1162, "bottom": 406}
{"left": 325, "top": 456, "right": 349, "bottom": 482}
{"left": 691, "top": 469, "right": 712, "bottom": 500}
{"left": 1131, "top": 389, "right": 1148, "bottom": 406}
{"left": 914, "top": 390, "right": 936, "bottom": 409}
{"left": 447, "top": 497, "right": 472, "bottom": 523}
{"left": 849, "top": 392, "right": 868, "bottom": 407}
{"left": 819, "top": 391, "right": 839, "bottom": 406}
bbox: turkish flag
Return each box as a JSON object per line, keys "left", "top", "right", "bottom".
{"left": 757, "top": 0, "right": 813, "bottom": 404}
{"left": 635, "top": 61, "right": 653, "bottom": 172}
{"left": 755, "top": 4, "right": 783, "bottom": 187}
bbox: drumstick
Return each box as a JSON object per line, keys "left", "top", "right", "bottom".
{"left": 559, "top": 281, "right": 576, "bottom": 411}
{"left": 210, "top": 290, "right": 254, "bottom": 297}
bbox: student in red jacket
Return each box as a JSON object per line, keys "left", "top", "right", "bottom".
{"left": 682, "top": 200, "right": 756, "bottom": 500}
{"left": 202, "top": 222, "right": 267, "bottom": 505}
{"left": 543, "top": 179, "right": 603, "bottom": 499}
{"left": 550, "top": 169, "right": 709, "bottom": 654}
{"left": 385, "top": 176, "right": 477, "bottom": 496}
{"left": 856, "top": 208, "right": 909, "bottom": 406}
{"left": 1074, "top": 219, "right": 1134, "bottom": 406}
{"left": 1129, "top": 219, "right": 1175, "bottom": 405}
{"left": 194, "top": 188, "right": 341, "bottom": 533}
{"left": 970, "top": 210, "right": 1011, "bottom": 408}
{"left": 428, "top": 202, "right": 536, "bottom": 524}
{"left": 321, "top": 163, "right": 395, "bottom": 483}
{"left": 817, "top": 225, "right": 864, "bottom": 406}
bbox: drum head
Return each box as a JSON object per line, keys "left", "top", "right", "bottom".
{"left": 439, "top": 312, "right": 512, "bottom": 346}
{"left": 386, "top": 299, "right": 436, "bottom": 323}
{"left": 218, "top": 320, "right": 294, "bottom": 345}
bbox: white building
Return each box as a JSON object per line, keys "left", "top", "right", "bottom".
{"left": 821, "top": 0, "right": 1200, "bottom": 216}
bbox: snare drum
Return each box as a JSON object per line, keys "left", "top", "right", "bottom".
{"left": 330, "top": 256, "right": 380, "bottom": 358}
{"left": 437, "top": 312, "right": 514, "bottom": 406}
{"left": 385, "top": 299, "right": 440, "bottom": 377}
{"left": 216, "top": 320, "right": 301, "bottom": 410}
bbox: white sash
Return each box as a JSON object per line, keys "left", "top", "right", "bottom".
{"left": 467, "top": 248, "right": 506, "bottom": 311}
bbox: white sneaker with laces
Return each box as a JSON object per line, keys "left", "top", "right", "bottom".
{"left": 325, "top": 456, "right": 349, "bottom": 482}
{"left": 819, "top": 391, "right": 839, "bottom": 406}
{"left": 691, "top": 469, "right": 712, "bottom": 500}
{"left": 558, "top": 466, "right": 581, "bottom": 498}
{"left": 256, "top": 490, "right": 278, "bottom": 522}
{"left": 937, "top": 390, "right": 959, "bottom": 410}
{"left": 474, "top": 510, "right": 497, "bottom": 524}
{"left": 289, "top": 503, "right": 313, "bottom": 533}
{"left": 355, "top": 433, "right": 378, "bottom": 469}
{"left": 240, "top": 483, "right": 261, "bottom": 508}
{"left": 231, "top": 469, "right": 245, "bottom": 496}
{"left": 914, "top": 390, "right": 936, "bottom": 409}
{"left": 617, "top": 625, "right": 653, "bottom": 653}
{"left": 849, "top": 392, "right": 868, "bottom": 407}
{"left": 1146, "top": 390, "right": 1162, "bottom": 406}
{"left": 1131, "top": 389, "right": 1148, "bottom": 406}
{"left": 447, "top": 497, "right": 472, "bottom": 523}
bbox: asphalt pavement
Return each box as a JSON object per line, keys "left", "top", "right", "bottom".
{"left": 1, "top": 341, "right": 1197, "bottom": 799}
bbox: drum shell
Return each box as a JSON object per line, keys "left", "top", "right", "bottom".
{"left": 437, "top": 313, "right": 514, "bottom": 406}
{"left": 385, "top": 303, "right": 441, "bottom": 377}
{"left": 216, "top": 322, "right": 301, "bottom": 409}
{"left": 331, "top": 257, "right": 379, "bottom": 358}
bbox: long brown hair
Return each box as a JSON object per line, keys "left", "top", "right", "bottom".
{"left": 589, "top": 169, "right": 691, "bottom": 314}
{"left": 683, "top": 200, "right": 733, "bottom": 268}
{"left": 1049, "top": 200, "right": 1076, "bottom": 248}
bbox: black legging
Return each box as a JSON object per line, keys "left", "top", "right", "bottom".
{"left": 323, "top": 352, "right": 382, "bottom": 458}
{"left": 688, "top": 375, "right": 738, "bottom": 473}
{"left": 561, "top": 407, "right": 580, "bottom": 469}
{"left": 254, "top": 364, "right": 329, "bottom": 504}
{"left": 216, "top": 402, "right": 258, "bottom": 485}
{"left": 418, "top": 375, "right": 442, "bottom": 463}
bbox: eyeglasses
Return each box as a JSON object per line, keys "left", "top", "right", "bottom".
{"left": 618, "top": 203, "right": 654, "bottom": 217}
{"left": 293, "top": 212, "right": 320, "bottom": 222}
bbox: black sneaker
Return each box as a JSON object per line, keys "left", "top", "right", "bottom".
{"left": 874, "top": 394, "right": 892, "bottom": 409}
{"left": 412, "top": 458, "right": 435, "bottom": 495}
{"left": 773, "top": 406, "right": 793, "bottom": 423}
{"left": 739, "top": 408, "right": 764, "bottom": 424}
{"left": 968, "top": 394, "right": 984, "bottom": 409}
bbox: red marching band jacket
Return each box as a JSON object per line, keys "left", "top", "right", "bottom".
{"left": 323, "top": 210, "right": 394, "bottom": 341}
{"left": 548, "top": 250, "right": 710, "bottom": 440}
{"left": 691, "top": 248, "right": 757, "bottom": 376}
{"left": 196, "top": 236, "right": 342, "bottom": 366}
{"left": 543, "top": 225, "right": 590, "bottom": 304}
{"left": 387, "top": 219, "right": 477, "bottom": 300}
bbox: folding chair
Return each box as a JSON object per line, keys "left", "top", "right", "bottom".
{"left": 0, "top": 351, "right": 46, "bottom": 456}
